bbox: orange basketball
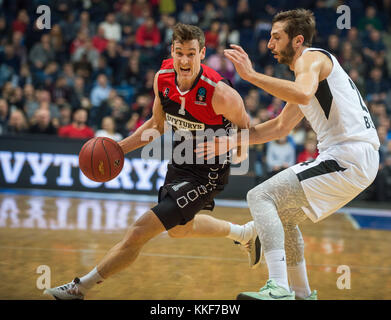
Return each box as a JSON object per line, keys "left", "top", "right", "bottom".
{"left": 79, "top": 137, "right": 124, "bottom": 182}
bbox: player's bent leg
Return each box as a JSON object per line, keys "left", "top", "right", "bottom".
{"left": 238, "top": 168, "right": 311, "bottom": 300}
{"left": 44, "top": 209, "right": 165, "bottom": 300}
{"left": 97, "top": 209, "right": 166, "bottom": 278}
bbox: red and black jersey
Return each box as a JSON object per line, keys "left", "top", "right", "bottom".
{"left": 157, "top": 58, "right": 233, "bottom": 188}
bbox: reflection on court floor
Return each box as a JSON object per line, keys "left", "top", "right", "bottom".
{"left": 0, "top": 191, "right": 391, "bottom": 300}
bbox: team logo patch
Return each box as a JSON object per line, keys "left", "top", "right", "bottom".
{"left": 163, "top": 87, "right": 170, "bottom": 97}
{"left": 195, "top": 87, "right": 207, "bottom": 106}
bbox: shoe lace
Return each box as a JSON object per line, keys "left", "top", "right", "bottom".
{"left": 60, "top": 278, "right": 82, "bottom": 296}
{"left": 259, "top": 280, "right": 277, "bottom": 292}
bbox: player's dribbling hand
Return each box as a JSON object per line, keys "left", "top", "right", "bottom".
{"left": 224, "top": 44, "right": 255, "bottom": 81}
{"left": 195, "top": 136, "right": 236, "bottom": 160}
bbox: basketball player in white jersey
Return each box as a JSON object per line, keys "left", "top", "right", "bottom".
{"left": 197, "top": 9, "right": 380, "bottom": 300}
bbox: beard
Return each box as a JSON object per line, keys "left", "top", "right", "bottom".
{"left": 278, "top": 41, "right": 296, "bottom": 65}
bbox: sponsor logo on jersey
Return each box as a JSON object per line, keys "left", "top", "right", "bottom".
{"left": 195, "top": 87, "right": 207, "bottom": 106}
{"left": 166, "top": 113, "right": 205, "bottom": 131}
{"left": 163, "top": 87, "right": 170, "bottom": 97}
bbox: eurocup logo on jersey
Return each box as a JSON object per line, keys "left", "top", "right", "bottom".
{"left": 163, "top": 87, "right": 170, "bottom": 98}
{"left": 195, "top": 87, "right": 207, "bottom": 106}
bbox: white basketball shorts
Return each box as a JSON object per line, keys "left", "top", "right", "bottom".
{"left": 290, "top": 142, "right": 379, "bottom": 223}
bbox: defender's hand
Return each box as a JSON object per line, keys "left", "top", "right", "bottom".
{"left": 224, "top": 44, "right": 255, "bottom": 81}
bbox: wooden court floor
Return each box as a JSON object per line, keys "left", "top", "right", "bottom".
{"left": 0, "top": 193, "right": 390, "bottom": 300}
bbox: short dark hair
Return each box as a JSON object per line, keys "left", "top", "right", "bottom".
{"left": 272, "top": 9, "right": 316, "bottom": 47}
{"left": 172, "top": 23, "right": 205, "bottom": 50}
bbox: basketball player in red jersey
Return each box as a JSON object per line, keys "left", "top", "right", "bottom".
{"left": 44, "top": 23, "right": 260, "bottom": 300}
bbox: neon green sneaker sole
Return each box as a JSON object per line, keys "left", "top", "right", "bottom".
{"left": 237, "top": 279, "right": 295, "bottom": 300}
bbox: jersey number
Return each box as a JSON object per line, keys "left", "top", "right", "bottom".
{"left": 179, "top": 97, "right": 186, "bottom": 115}
{"left": 348, "top": 78, "right": 375, "bottom": 129}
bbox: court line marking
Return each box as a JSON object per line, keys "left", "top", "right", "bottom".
{"left": 1, "top": 188, "right": 391, "bottom": 216}
{"left": 344, "top": 214, "right": 361, "bottom": 230}
{"left": 1, "top": 245, "right": 391, "bottom": 271}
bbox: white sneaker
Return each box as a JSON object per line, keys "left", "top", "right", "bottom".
{"left": 235, "top": 221, "right": 262, "bottom": 269}
{"left": 44, "top": 277, "right": 85, "bottom": 300}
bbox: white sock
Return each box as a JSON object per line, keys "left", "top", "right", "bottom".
{"left": 287, "top": 260, "right": 311, "bottom": 298}
{"left": 227, "top": 222, "right": 244, "bottom": 242}
{"left": 227, "top": 222, "right": 254, "bottom": 244}
{"left": 264, "top": 249, "right": 290, "bottom": 292}
{"left": 79, "top": 267, "right": 104, "bottom": 294}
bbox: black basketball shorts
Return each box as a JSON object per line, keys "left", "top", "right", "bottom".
{"left": 151, "top": 180, "right": 219, "bottom": 230}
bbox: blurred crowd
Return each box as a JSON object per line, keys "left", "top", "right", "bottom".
{"left": 0, "top": 0, "right": 391, "bottom": 200}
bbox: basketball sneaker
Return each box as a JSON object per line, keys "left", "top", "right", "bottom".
{"left": 44, "top": 277, "right": 85, "bottom": 300}
{"left": 236, "top": 279, "right": 295, "bottom": 300}
{"left": 296, "top": 290, "right": 318, "bottom": 300}
{"left": 234, "top": 221, "right": 262, "bottom": 269}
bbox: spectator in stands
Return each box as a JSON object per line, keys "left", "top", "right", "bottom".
{"left": 70, "top": 76, "right": 87, "bottom": 109}
{"left": 358, "top": 5, "right": 383, "bottom": 31}
{"left": 254, "top": 39, "right": 275, "bottom": 72}
{"left": 50, "top": 24, "right": 67, "bottom": 65}
{"left": 178, "top": 3, "right": 199, "bottom": 25}
{"left": 92, "top": 26, "right": 109, "bottom": 53}
{"left": 366, "top": 67, "right": 389, "bottom": 102}
{"left": 363, "top": 29, "right": 386, "bottom": 62}
{"left": 70, "top": 30, "right": 89, "bottom": 55}
{"left": 6, "top": 109, "right": 29, "bottom": 134}
{"left": 62, "top": 63, "right": 75, "bottom": 87}
{"left": 0, "top": 98, "right": 9, "bottom": 135}
{"left": 58, "top": 108, "right": 94, "bottom": 139}
{"left": 378, "top": 125, "right": 389, "bottom": 165}
{"left": 57, "top": 103, "right": 72, "bottom": 127}
{"left": 8, "top": 86, "right": 24, "bottom": 110}
{"left": 218, "top": 22, "right": 240, "bottom": 48}
{"left": 12, "top": 9, "right": 29, "bottom": 34}
{"left": 206, "top": 45, "right": 235, "bottom": 84}
{"left": 345, "top": 27, "right": 362, "bottom": 53}
{"left": 29, "top": 34, "right": 55, "bottom": 71}
{"left": 297, "top": 138, "right": 319, "bottom": 163}
{"left": 267, "top": 97, "right": 284, "bottom": 119}
{"left": 99, "top": 12, "right": 121, "bottom": 42}
{"left": 102, "top": 40, "right": 122, "bottom": 84}
{"left": 90, "top": 74, "right": 111, "bottom": 108}
{"left": 135, "top": 16, "right": 161, "bottom": 49}
{"left": 74, "top": 11, "right": 96, "bottom": 38}
{"left": 29, "top": 108, "right": 57, "bottom": 135}
{"left": 204, "top": 21, "right": 220, "bottom": 53}
{"left": 327, "top": 34, "right": 341, "bottom": 58}
{"left": 51, "top": 76, "right": 73, "bottom": 105}
{"left": 235, "top": 0, "right": 254, "bottom": 29}
{"left": 200, "top": 2, "right": 218, "bottom": 30}
{"left": 95, "top": 116, "right": 123, "bottom": 142}
{"left": 72, "top": 39, "right": 100, "bottom": 70}
{"left": 115, "top": 2, "right": 136, "bottom": 32}
{"left": 0, "top": 43, "right": 21, "bottom": 75}
{"left": 265, "top": 136, "right": 296, "bottom": 177}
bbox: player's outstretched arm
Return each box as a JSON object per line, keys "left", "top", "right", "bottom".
{"left": 224, "top": 45, "right": 321, "bottom": 105}
{"left": 196, "top": 103, "right": 303, "bottom": 159}
{"left": 118, "top": 73, "right": 165, "bottom": 155}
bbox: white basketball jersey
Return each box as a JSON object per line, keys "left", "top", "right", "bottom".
{"left": 298, "top": 47, "right": 380, "bottom": 152}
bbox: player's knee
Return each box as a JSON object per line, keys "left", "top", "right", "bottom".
{"left": 247, "top": 185, "right": 267, "bottom": 206}
{"left": 167, "top": 224, "right": 191, "bottom": 238}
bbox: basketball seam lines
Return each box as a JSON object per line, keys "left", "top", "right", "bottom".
{"left": 101, "top": 138, "right": 111, "bottom": 179}
{"left": 90, "top": 138, "right": 98, "bottom": 181}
